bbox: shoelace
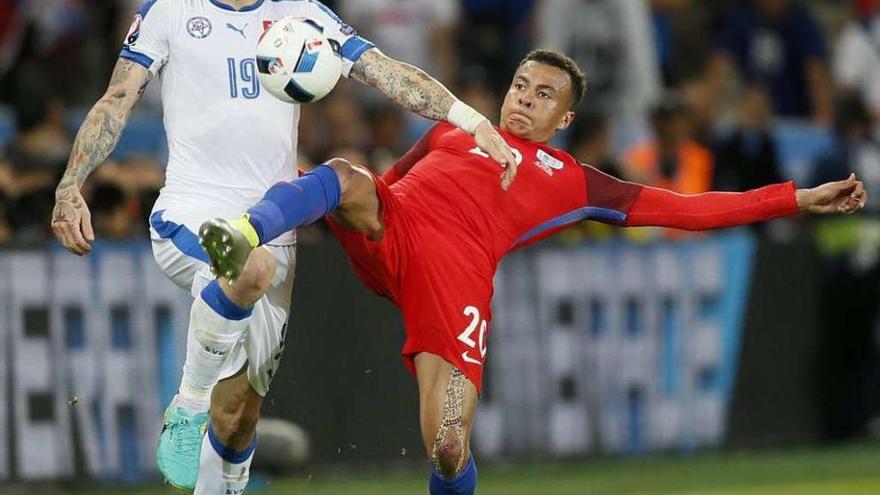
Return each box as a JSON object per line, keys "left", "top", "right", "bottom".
{"left": 170, "top": 416, "right": 203, "bottom": 457}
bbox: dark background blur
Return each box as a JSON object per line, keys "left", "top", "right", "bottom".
{"left": 1, "top": 0, "right": 879, "bottom": 256}
{"left": 0, "top": 0, "right": 879, "bottom": 489}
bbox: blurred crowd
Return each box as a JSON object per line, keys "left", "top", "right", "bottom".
{"left": 0, "top": 0, "right": 878, "bottom": 437}
{"left": 0, "top": 0, "right": 876, "bottom": 242}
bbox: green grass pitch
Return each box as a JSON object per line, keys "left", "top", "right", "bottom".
{"left": 10, "top": 442, "right": 879, "bottom": 495}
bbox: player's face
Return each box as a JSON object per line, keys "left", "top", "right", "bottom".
{"left": 500, "top": 62, "right": 575, "bottom": 143}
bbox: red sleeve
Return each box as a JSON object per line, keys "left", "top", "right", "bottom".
{"left": 624, "top": 182, "right": 800, "bottom": 230}
{"left": 382, "top": 122, "right": 454, "bottom": 185}
{"left": 583, "top": 164, "right": 643, "bottom": 214}
{"left": 580, "top": 164, "right": 800, "bottom": 229}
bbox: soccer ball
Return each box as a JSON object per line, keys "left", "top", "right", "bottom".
{"left": 255, "top": 17, "right": 342, "bottom": 104}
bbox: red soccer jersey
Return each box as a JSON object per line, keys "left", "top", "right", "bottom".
{"left": 383, "top": 122, "right": 799, "bottom": 265}
{"left": 330, "top": 123, "right": 799, "bottom": 390}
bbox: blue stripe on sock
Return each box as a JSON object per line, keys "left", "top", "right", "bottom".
{"left": 247, "top": 198, "right": 284, "bottom": 245}
{"left": 246, "top": 163, "right": 342, "bottom": 244}
{"left": 429, "top": 455, "right": 477, "bottom": 495}
{"left": 200, "top": 280, "right": 253, "bottom": 321}
{"left": 207, "top": 424, "right": 258, "bottom": 464}
{"left": 310, "top": 164, "right": 342, "bottom": 212}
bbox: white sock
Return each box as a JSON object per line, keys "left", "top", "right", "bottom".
{"left": 194, "top": 425, "right": 255, "bottom": 495}
{"left": 177, "top": 280, "right": 252, "bottom": 413}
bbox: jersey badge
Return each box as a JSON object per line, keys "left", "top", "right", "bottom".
{"left": 536, "top": 149, "right": 564, "bottom": 176}
{"left": 187, "top": 16, "right": 213, "bottom": 39}
{"left": 125, "top": 14, "right": 142, "bottom": 46}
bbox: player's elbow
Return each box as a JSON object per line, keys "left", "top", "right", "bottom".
{"left": 94, "top": 90, "right": 137, "bottom": 119}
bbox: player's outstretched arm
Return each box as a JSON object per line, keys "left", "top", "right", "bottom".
{"left": 52, "top": 58, "right": 152, "bottom": 255}
{"left": 623, "top": 175, "right": 866, "bottom": 230}
{"left": 350, "top": 49, "right": 519, "bottom": 189}
{"left": 582, "top": 165, "right": 866, "bottom": 230}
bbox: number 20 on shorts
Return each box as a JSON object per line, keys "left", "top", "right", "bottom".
{"left": 458, "top": 305, "right": 488, "bottom": 365}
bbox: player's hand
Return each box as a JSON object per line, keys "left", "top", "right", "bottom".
{"left": 796, "top": 173, "right": 867, "bottom": 215}
{"left": 51, "top": 185, "right": 94, "bottom": 255}
{"left": 474, "top": 121, "right": 518, "bottom": 190}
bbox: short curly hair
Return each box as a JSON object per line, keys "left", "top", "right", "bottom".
{"left": 518, "top": 49, "right": 587, "bottom": 109}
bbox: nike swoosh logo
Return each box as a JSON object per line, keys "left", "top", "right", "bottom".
{"left": 461, "top": 351, "right": 482, "bottom": 366}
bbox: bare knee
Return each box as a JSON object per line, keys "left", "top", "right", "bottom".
{"left": 323, "top": 158, "right": 356, "bottom": 191}
{"left": 432, "top": 429, "right": 465, "bottom": 478}
{"left": 322, "top": 158, "right": 382, "bottom": 237}
{"left": 222, "top": 247, "right": 276, "bottom": 307}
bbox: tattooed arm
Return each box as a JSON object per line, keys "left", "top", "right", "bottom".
{"left": 350, "top": 49, "right": 519, "bottom": 189}
{"left": 350, "top": 49, "right": 456, "bottom": 122}
{"left": 52, "top": 58, "right": 152, "bottom": 255}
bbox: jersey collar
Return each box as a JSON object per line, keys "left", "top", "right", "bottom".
{"left": 208, "top": 0, "right": 264, "bottom": 12}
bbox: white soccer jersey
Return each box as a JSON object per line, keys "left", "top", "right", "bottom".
{"left": 122, "top": 0, "right": 374, "bottom": 245}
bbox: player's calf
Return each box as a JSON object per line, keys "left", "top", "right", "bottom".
{"left": 196, "top": 372, "right": 263, "bottom": 494}
{"left": 209, "top": 370, "right": 262, "bottom": 449}
{"left": 416, "top": 354, "right": 479, "bottom": 495}
{"left": 426, "top": 384, "right": 478, "bottom": 495}
{"left": 427, "top": 367, "right": 472, "bottom": 478}
{"left": 428, "top": 368, "right": 473, "bottom": 479}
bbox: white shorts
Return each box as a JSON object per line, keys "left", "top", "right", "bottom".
{"left": 149, "top": 209, "right": 295, "bottom": 396}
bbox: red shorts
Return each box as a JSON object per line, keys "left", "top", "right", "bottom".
{"left": 327, "top": 168, "right": 494, "bottom": 393}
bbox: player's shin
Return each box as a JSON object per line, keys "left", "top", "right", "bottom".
{"left": 429, "top": 455, "right": 478, "bottom": 495}
{"left": 178, "top": 280, "right": 254, "bottom": 412}
{"left": 246, "top": 164, "right": 342, "bottom": 245}
{"left": 425, "top": 366, "right": 478, "bottom": 495}
{"left": 194, "top": 424, "right": 256, "bottom": 495}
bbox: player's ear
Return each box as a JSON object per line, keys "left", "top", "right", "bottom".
{"left": 556, "top": 111, "right": 575, "bottom": 131}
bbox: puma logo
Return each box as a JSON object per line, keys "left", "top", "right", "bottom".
{"left": 226, "top": 22, "right": 247, "bottom": 38}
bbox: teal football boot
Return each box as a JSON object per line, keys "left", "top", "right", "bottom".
{"left": 156, "top": 399, "right": 209, "bottom": 490}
